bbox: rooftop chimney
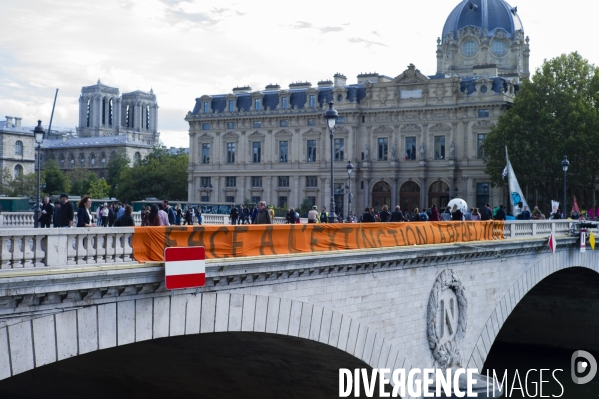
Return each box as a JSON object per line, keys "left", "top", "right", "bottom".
{"left": 5, "top": 116, "right": 14, "bottom": 127}
{"left": 14, "top": 117, "right": 22, "bottom": 127}
{"left": 334, "top": 73, "right": 347, "bottom": 87}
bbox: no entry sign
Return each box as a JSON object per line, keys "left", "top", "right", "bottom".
{"left": 164, "top": 246, "right": 206, "bottom": 290}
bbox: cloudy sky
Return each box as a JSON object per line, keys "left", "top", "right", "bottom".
{"left": 1, "top": 0, "right": 596, "bottom": 148}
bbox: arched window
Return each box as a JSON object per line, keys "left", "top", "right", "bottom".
{"left": 80, "top": 153, "right": 85, "bottom": 167}
{"left": 86, "top": 99, "right": 91, "bottom": 127}
{"left": 59, "top": 155, "right": 65, "bottom": 168}
{"left": 134, "top": 152, "right": 141, "bottom": 165}
{"left": 125, "top": 105, "right": 130, "bottom": 128}
{"left": 14, "top": 164, "right": 23, "bottom": 179}
{"left": 101, "top": 153, "right": 106, "bottom": 167}
{"left": 70, "top": 154, "right": 75, "bottom": 167}
{"left": 146, "top": 105, "right": 150, "bottom": 130}
{"left": 102, "top": 98, "right": 106, "bottom": 125}
{"left": 15, "top": 141, "right": 23, "bottom": 156}
{"left": 90, "top": 154, "right": 95, "bottom": 167}
{"left": 109, "top": 99, "right": 113, "bottom": 126}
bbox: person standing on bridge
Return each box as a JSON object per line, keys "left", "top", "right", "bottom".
{"left": 39, "top": 196, "right": 54, "bottom": 228}
{"left": 76, "top": 196, "right": 96, "bottom": 228}
{"left": 390, "top": 205, "right": 408, "bottom": 222}
{"left": 58, "top": 193, "right": 74, "bottom": 228}
{"left": 255, "top": 201, "right": 272, "bottom": 224}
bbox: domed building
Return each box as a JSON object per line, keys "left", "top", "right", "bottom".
{"left": 438, "top": 0, "right": 530, "bottom": 79}
{"left": 185, "top": 0, "right": 528, "bottom": 217}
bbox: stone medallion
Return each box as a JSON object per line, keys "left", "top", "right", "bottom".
{"left": 427, "top": 269, "right": 468, "bottom": 369}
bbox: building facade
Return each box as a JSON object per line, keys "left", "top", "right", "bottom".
{"left": 41, "top": 80, "right": 160, "bottom": 178}
{"left": 186, "top": 0, "right": 529, "bottom": 216}
{"left": 0, "top": 116, "right": 36, "bottom": 180}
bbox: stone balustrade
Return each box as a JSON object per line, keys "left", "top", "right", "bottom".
{"left": 0, "top": 220, "right": 578, "bottom": 271}
{"left": 0, "top": 212, "right": 294, "bottom": 227}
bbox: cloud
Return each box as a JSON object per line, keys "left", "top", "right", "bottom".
{"left": 320, "top": 27, "right": 343, "bottom": 34}
{"left": 348, "top": 37, "right": 387, "bottom": 48}
{"left": 291, "top": 21, "right": 313, "bottom": 29}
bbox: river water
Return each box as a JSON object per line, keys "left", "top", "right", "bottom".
{"left": 483, "top": 342, "right": 599, "bottom": 398}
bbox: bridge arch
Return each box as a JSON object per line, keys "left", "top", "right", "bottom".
{"left": 0, "top": 293, "right": 403, "bottom": 381}
{"left": 468, "top": 253, "right": 599, "bottom": 372}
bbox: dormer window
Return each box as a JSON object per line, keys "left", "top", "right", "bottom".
{"left": 309, "top": 95, "right": 316, "bottom": 108}
{"left": 282, "top": 98, "right": 288, "bottom": 109}
{"left": 254, "top": 98, "right": 261, "bottom": 111}
{"left": 228, "top": 100, "right": 235, "bottom": 112}
{"left": 203, "top": 102, "right": 210, "bottom": 113}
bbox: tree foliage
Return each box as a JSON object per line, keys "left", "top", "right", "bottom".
{"left": 106, "top": 149, "right": 130, "bottom": 197}
{"left": 43, "top": 160, "right": 70, "bottom": 195}
{"left": 0, "top": 169, "right": 40, "bottom": 197}
{"left": 484, "top": 52, "right": 599, "bottom": 208}
{"left": 115, "top": 145, "right": 188, "bottom": 203}
{"left": 66, "top": 168, "right": 98, "bottom": 197}
{"left": 88, "top": 178, "right": 110, "bottom": 199}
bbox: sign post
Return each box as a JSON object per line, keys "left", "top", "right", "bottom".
{"left": 164, "top": 246, "right": 206, "bottom": 290}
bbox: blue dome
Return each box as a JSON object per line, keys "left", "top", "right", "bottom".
{"left": 442, "top": 0, "right": 523, "bottom": 42}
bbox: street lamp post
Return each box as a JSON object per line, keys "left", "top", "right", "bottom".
{"left": 324, "top": 102, "right": 339, "bottom": 223}
{"left": 561, "top": 156, "right": 569, "bottom": 217}
{"left": 346, "top": 160, "right": 353, "bottom": 222}
{"left": 200, "top": 184, "right": 213, "bottom": 202}
{"left": 33, "top": 121, "right": 45, "bottom": 228}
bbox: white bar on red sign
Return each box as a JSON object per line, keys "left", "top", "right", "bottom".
{"left": 166, "top": 260, "right": 205, "bottom": 276}
{"left": 164, "top": 247, "right": 206, "bottom": 290}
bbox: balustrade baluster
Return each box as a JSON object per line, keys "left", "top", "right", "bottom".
{"left": 10, "top": 236, "right": 25, "bottom": 268}
{"left": 95, "top": 233, "right": 107, "bottom": 263}
{"left": 21, "top": 237, "right": 35, "bottom": 268}
{"left": 86, "top": 234, "right": 97, "bottom": 264}
{"left": 67, "top": 234, "right": 77, "bottom": 265}
{"left": 123, "top": 233, "right": 133, "bottom": 262}
{"left": 0, "top": 236, "right": 12, "bottom": 269}
{"left": 33, "top": 235, "right": 46, "bottom": 267}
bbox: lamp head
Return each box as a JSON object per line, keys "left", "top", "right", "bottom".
{"left": 324, "top": 101, "right": 338, "bottom": 130}
{"left": 33, "top": 120, "right": 45, "bottom": 144}
{"left": 561, "top": 155, "right": 569, "bottom": 172}
{"left": 346, "top": 160, "right": 353, "bottom": 175}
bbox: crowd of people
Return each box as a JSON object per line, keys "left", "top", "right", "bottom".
{"left": 37, "top": 195, "right": 587, "bottom": 228}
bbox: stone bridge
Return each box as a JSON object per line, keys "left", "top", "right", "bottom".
{"left": 0, "top": 220, "right": 597, "bottom": 398}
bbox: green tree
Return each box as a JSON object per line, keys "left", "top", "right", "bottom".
{"left": 43, "top": 160, "right": 70, "bottom": 195}
{"left": 106, "top": 149, "right": 130, "bottom": 197}
{"left": 66, "top": 168, "right": 98, "bottom": 197}
{"left": 484, "top": 52, "right": 599, "bottom": 209}
{"left": 7, "top": 173, "right": 39, "bottom": 197}
{"left": 115, "top": 145, "right": 188, "bottom": 203}
{"left": 0, "top": 168, "right": 12, "bottom": 196}
{"left": 88, "top": 178, "right": 110, "bottom": 199}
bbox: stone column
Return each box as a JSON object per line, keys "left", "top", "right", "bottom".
{"left": 213, "top": 177, "right": 221, "bottom": 203}
{"left": 134, "top": 101, "right": 142, "bottom": 131}
{"left": 293, "top": 175, "right": 300, "bottom": 208}
{"left": 115, "top": 98, "right": 121, "bottom": 132}
{"left": 363, "top": 178, "right": 371, "bottom": 209}
{"left": 391, "top": 178, "right": 398, "bottom": 208}
{"left": 266, "top": 176, "right": 273, "bottom": 206}
{"left": 419, "top": 177, "right": 428, "bottom": 208}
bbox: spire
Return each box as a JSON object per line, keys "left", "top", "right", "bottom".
{"left": 97, "top": 78, "right": 101, "bottom": 85}
{"left": 150, "top": 87, "right": 154, "bottom": 94}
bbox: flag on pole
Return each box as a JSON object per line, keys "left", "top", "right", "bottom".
{"left": 548, "top": 234, "right": 556, "bottom": 254}
{"left": 502, "top": 166, "right": 508, "bottom": 180}
{"left": 505, "top": 147, "right": 529, "bottom": 216}
{"left": 590, "top": 231, "right": 596, "bottom": 251}
{"left": 572, "top": 196, "right": 580, "bottom": 215}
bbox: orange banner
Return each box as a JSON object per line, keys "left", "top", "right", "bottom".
{"left": 132, "top": 221, "right": 504, "bottom": 262}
